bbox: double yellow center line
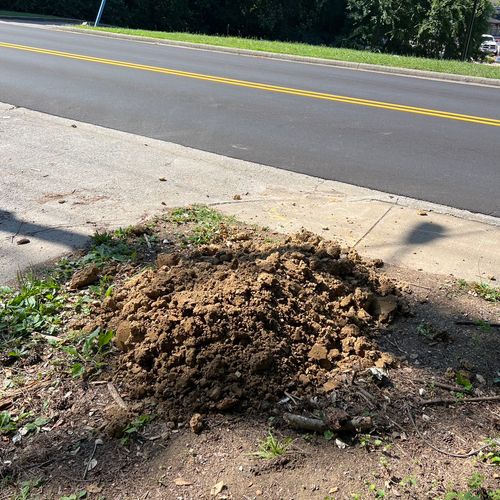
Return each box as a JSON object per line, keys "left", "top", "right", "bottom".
{"left": 1, "top": 41, "right": 499, "bottom": 127}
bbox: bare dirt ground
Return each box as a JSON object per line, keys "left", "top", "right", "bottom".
{"left": 1, "top": 207, "right": 499, "bottom": 500}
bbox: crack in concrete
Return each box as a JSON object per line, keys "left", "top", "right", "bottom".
{"left": 352, "top": 205, "right": 394, "bottom": 249}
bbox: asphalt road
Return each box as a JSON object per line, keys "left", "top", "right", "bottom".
{"left": 1, "top": 22, "right": 499, "bottom": 216}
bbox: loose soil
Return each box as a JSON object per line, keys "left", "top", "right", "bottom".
{"left": 0, "top": 209, "right": 499, "bottom": 500}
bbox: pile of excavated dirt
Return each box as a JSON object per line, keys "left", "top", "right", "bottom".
{"left": 90, "top": 231, "right": 399, "bottom": 416}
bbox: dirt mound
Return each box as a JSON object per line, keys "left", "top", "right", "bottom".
{"left": 92, "top": 230, "right": 399, "bottom": 416}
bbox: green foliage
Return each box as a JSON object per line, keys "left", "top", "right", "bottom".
{"left": 171, "top": 205, "right": 235, "bottom": 245}
{"left": 359, "top": 434, "right": 383, "bottom": 450}
{"left": 0, "top": 410, "right": 51, "bottom": 437}
{"left": 121, "top": 414, "right": 152, "bottom": 444}
{"left": 347, "top": 0, "right": 493, "bottom": 58}
{"left": 324, "top": 430, "right": 335, "bottom": 441}
{"left": 79, "top": 231, "right": 136, "bottom": 267}
{"left": 4, "top": 0, "right": 494, "bottom": 61}
{"left": 14, "top": 479, "right": 43, "bottom": 500}
{"left": 0, "top": 411, "right": 17, "bottom": 434}
{"left": 455, "top": 371, "right": 473, "bottom": 392}
{"left": 252, "top": 431, "right": 292, "bottom": 459}
{"left": 471, "top": 282, "right": 500, "bottom": 302}
{"left": 442, "top": 472, "right": 500, "bottom": 499}
{"left": 61, "top": 328, "right": 115, "bottom": 378}
{"left": 0, "top": 275, "right": 65, "bottom": 345}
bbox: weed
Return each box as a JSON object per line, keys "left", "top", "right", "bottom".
{"left": 0, "top": 275, "right": 65, "bottom": 344}
{"left": 88, "top": 275, "right": 114, "bottom": 299}
{"left": 324, "top": 430, "right": 334, "bottom": 441}
{"left": 367, "top": 483, "right": 386, "bottom": 498}
{"left": 478, "top": 438, "right": 500, "bottom": 465}
{"left": 252, "top": 431, "right": 292, "bottom": 459}
{"left": 359, "top": 434, "right": 383, "bottom": 450}
{"left": 75, "top": 229, "right": 138, "bottom": 269}
{"left": 170, "top": 206, "right": 235, "bottom": 245}
{"left": 416, "top": 322, "right": 448, "bottom": 342}
{"left": 121, "top": 414, "right": 152, "bottom": 444}
{"left": 471, "top": 282, "right": 500, "bottom": 303}
{"left": 458, "top": 279, "right": 499, "bottom": 303}
{"left": 14, "top": 479, "right": 43, "bottom": 500}
{"left": 442, "top": 472, "right": 500, "bottom": 499}
{"left": 0, "top": 410, "right": 51, "bottom": 437}
{"left": 0, "top": 411, "right": 17, "bottom": 434}
{"left": 61, "top": 328, "right": 115, "bottom": 378}
{"left": 400, "top": 476, "right": 417, "bottom": 488}
{"left": 455, "top": 371, "right": 473, "bottom": 392}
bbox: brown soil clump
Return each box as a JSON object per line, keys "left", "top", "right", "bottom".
{"left": 91, "top": 230, "right": 398, "bottom": 417}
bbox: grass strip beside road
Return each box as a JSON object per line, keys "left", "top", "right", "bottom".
{"left": 80, "top": 26, "right": 500, "bottom": 80}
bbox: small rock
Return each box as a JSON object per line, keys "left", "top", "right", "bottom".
{"left": 159, "top": 177, "right": 167, "bottom": 182}
{"left": 174, "top": 477, "right": 193, "bottom": 486}
{"left": 417, "top": 210, "right": 428, "bottom": 216}
{"left": 475, "top": 374, "right": 486, "bottom": 385}
{"left": 58, "top": 199, "right": 66, "bottom": 204}
{"left": 189, "top": 413, "right": 204, "bottom": 434}
{"left": 69, "top": 264, "right": 99, "bottom": 289}
{"left": 233, "top": 194, "right": 242, "bottom": 200}
{"left": 255, "top": 490, "right": 263, "bottom": 497}
{"left": 71, "top": 124, "right": 77, "bottom": 128}
{"left": 210, "top": 481, "right": 226, "bottom": 497}
{"left": 16, "top": 238, "right": 30, "bottom": 245}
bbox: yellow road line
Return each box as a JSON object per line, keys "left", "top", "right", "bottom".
{"left": 1, "top": 41, "right": 499, "bottom": 127}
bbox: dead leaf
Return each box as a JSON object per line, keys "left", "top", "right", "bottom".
{"left": 87, "top": 458, "right": 97, "bottom": 471}
{"left": 174, "top": 478, "right": 193, "bottom": 486}
{"left": 210, "top": 480, "right": 226, "bottom": 496}
{"left": 87, "top": 484, "right": 102, "bottom": 494}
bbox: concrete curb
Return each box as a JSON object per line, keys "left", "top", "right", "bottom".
{"left": 59, "top": 26, "right": 500, "bottom": 88}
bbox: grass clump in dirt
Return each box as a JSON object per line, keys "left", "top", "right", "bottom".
{"left": 458, "top": 279, "right": 499, "bottom": 303}
{"left": 252, "top": 431, "right": 292, "bottom": 459}
{"left": 170, "top": 205, "right": 236, "bottom": 245}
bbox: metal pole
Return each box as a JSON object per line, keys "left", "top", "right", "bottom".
{"left": 462, "top": 0, "right": 480, "bottom": 61}
{"left": 94, "top": 0, "right": 108, "bottom": 27}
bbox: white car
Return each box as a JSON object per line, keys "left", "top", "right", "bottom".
{"left": 480, "top": 34, "right": 498, "bottom": 55}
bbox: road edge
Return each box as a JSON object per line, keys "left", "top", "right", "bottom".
{"left": 58, "top": 26, "right": 500, "bottom": 88}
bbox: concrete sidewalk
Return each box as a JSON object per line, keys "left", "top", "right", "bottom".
{"left": 1, "top": 101, "right": 499, "bottom": 284}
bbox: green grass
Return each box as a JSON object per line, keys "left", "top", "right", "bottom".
{"left": 458, "top": 279, "right": 500, "bottom": 303}
{"left": 79, "top": 26, "right": 500, "bottom": 80}
{"left": 170, "top": 205, "right": 235, "bottom": 245}
{"left": 252, "top": 431, "right": 292, "bottom": 459}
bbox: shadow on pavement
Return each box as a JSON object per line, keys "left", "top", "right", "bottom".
{"left": 0, "top": 209, "right": 89, "bottom": 249}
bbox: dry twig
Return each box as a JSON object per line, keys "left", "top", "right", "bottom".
{"left": 406, "top": 406, "right": 499, "bottom": 458}
{"left": 107, "top": 382, "right": 128, "bottom": 410}
{"left": 421, "top": 395, "right": 500, "bottom": 406}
